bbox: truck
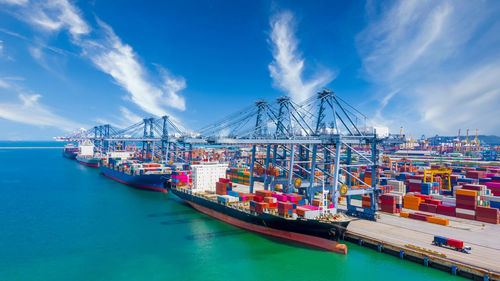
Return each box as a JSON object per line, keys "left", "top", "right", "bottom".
{"left": 432, "top": 236, "right": 471, "bottom": 254}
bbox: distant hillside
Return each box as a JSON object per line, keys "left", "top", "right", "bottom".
{"left": 477, "top": 135, "right": 500, "bottom": 145}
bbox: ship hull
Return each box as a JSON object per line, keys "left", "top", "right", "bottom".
{"left": 76, "top": 156, "right": 99, "bottom": 167}
{"left": 100, "top": 165, "right": 168, "bottom": 192}
{"left": 171, "top": 187, "right": 349, "bottom": 254}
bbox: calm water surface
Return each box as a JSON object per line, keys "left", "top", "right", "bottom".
{"left": 0, "top": 143, "right": 462, "bottom": 280}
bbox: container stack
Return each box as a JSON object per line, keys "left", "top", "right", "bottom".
{"left": 387, "top": 180, "right": 405, "bottom": 193}
{"left": 263, "top": 196, "right": 278, "bottom": 209}
{"left": 403, "top": 195, "right": 421, "bottom": 210}
{"left": 475, "top": 206, "right": 499, "bottom": 224}
{"left": 436, "top": 204, "right": 456, "bottom": 217}
{"left": 215, "top": 178, "right": 232, "bottom": 195}
{"left": 485, "top": 182, "right": 500, "bottom": 196}
{"left": 361, "top": 195, "right": 371, "bottom": 209}
{"left": 455, "top": 189, "right": 477, "bottom": 220}
{"left": 379, "top": 194, "right": 399, "bottom": 214}
{"left": 278, "top": 201, "right": 296, "bottom": 216}
{"left": 406, "top": 175, "right": 424, "bottom": 193}
{"left": 227, "top": 168, "right": 250, "bottom": 185}
{"left": 171, "top": 170, "right": 191, "bottom": 187}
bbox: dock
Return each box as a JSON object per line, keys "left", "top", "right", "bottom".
{"left": 344, "top": 212, "right": 500, "bottom": 280}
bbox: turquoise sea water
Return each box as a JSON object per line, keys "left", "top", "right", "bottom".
{"left": 0, "top": 143, "right": 463, "bottom": 280}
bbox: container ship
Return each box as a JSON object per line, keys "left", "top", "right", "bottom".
{"left": 62, "top": 143, "right": 78, "bottom": 159}
{"left": 169, "top": 163, "right": 350, "bottom": 254}
{"left": 100, "top": 157, "right": 172, "bottom": 192}
{"left": 76, "top": 141, "right": 100, "bottom": 167}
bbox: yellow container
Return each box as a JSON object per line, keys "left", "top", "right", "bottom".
{"left": 400, "top": 212, "right": 409, "bottom": 218}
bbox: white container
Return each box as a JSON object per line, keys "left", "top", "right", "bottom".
{"left": 455, "top": 208, "right": 475, "bottom": 216}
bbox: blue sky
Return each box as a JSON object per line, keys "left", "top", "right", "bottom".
{"left": 0, "top": 0, "right": 499, "bottom": 140}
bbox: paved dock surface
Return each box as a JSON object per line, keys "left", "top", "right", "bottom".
{"left": 347, "top": 213, "right": 500, "bottom": 273}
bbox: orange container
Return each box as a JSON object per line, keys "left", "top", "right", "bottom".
{"left": 400, "top": 212, "right": 409, "bottom": 218}
{"left": 427, "top": 216, "right": 449, "bottom": 226}
{"left": 456, "top": 189, "right": 477, "bottom": 197}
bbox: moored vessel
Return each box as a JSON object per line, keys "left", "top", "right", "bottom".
{"left": 100, "top": 157, "right": 172, "bottom": 192}
{"left": 62, "top": 143, "right": 78, "bottom": 159}
{"left": 76, "top": 140, "right": 100, "bottom": 167}
{"left": 169, "top": 163, "right": 350, "bottom": 254}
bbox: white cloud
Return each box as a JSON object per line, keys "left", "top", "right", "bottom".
{"left": 357, "top": 0, "right": 500, "bottom": 135}
{"left": 0, "top": 0, "right": 28, "bottom": 5}
{"left": 120, "top": 106, "right": 142, "bottom": 124}
{"left": 0, "top": 93, "right": 83, "bottom": 130}
{"left": 0, "top": 40, "right": 3, "bottom": 54}
{"left": 0, "top": 78, "right": 9, "bottom": 88}
{"left": 416, "top": 63, "right": 500, "bottom": 134}
{"left": 1, "top": 0, "right": 187, "bottom": 118}
{"left": 24, "top": 0, "right": 90, "bottom": 37}
{"left": 268, "top": 11, "right": 334, "bottom": 103}
{"left": 358, "top": 0, "right": 455, "bottom": 83}
{"left": 77, "top": 20, "right": 187, "bottom": 115}
{"left": 28, "top": 45, "right": 42, "bottom": 60}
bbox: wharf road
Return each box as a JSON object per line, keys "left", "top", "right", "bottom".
{"left": 347, "top": 212, "right": 500, "bottom": 274}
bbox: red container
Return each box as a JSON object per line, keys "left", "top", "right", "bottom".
{"left": 414, "top": 194, "right": 432, "bottom": 200}
{"left": 436, "top": 205, "right": 456, "bottom": 216}
{"left": 408, "top": 213, "right": 428, "bottom": 221}
{"left": 380, "top": 199, "right": 396, "bottom": 205}
{"left": 456, "top": 213, "right": 475, "bottom": 220}
{"left": 446, "top": 239, "right": 463, "bottom": 249}
{"left": 455, "top": 202, "right": 476, "bottom": 210}
{"left": 424, "top": 199, "right": 441, "bottom": 205}
{"left": 476, "top": 206, "right": 499, "bottom": 219}
{"left": 219, "top": 178, "right": 230, "bottom": 184}
{"left": 475, "top": 216, "right": 499, "bottom": 224}
{"left": 380, "top": 194, "right": 397, "bottom": 202}
{"left": 253, "top": 195, "right": 263, "bottom": 202}
{"left": 462, "top": 184, "right": 483, "bottom": 191}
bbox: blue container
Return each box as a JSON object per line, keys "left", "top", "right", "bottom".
{"left": 421, "top": 183, "right": 432, "bottom": 195}
{"left": 227, "top": 190, "right": 239, "bottom": 197}
{"left": 458, "top": 178, "right": 474, "bottom": 184}
{"left": 490, "top": 201, "right": 500, "bottom": 210}
{"left": 434, "top": 235, "right": 448, "bottom": 245}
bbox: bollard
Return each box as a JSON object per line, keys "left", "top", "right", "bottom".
{"left": 358, "top": 238, "right": 363, "bottom": 246}
{"left": 377, "top": 243, "right": 382, "bottom": 252}
{"left": 424, "top": 257, "right": 428, "bottom": 267}
{"left": 399, "top": 250, "right": 404, "bottom": 259}
{"left": 451, "top": 265, "right": 457, "bottom": 275}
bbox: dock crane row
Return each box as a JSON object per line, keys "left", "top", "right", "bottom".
{"left": 56, "top": 90, "right": 391, "bottom": 220}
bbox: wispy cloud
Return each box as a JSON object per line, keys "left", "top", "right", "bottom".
{"left": 268, "top": 11, "right": 334, "bottom": 103}
{"left": 77, "top": 19, "right": 187, "bottom": 115}
{"left": 417, "top": 63, "right": 500, "bottom": 133}
{"left": 21, "top": 0, "right": 90, "bottom": 37}
{"left": 357, "top": 0, "right": 500, "bottom": 135}
{"left": 0, "top": 93, "right": 83, "bottom": 130}
{"left": 0, "top": 39, "right": 3, "bottom": 54}
{"left": 120, "top": 106, "right": 142, "bottom": 124}
{"left": 0, "top": 0, "right": 187, "bottom": 120}
{"left": 0, "top": 78, "right": 8, "bottom": 88}
{"left": 0, "top": 0, "right": 28, "bottom": 5}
